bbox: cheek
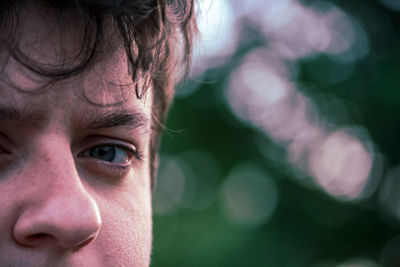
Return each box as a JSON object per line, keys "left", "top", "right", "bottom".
{"left": 93, "top": 177, "right": 153, "bottom": 266}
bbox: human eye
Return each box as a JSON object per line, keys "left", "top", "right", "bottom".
{"left": 79, "top": 143, "right": 142, "bottom": 166}
{"left": 76, "top": 137, "right": 144, "bottom": 180}
{"left": 81, "top": 145, "right": 133, "bottom": 164}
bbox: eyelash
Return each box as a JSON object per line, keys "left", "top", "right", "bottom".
{"left": 79, "top": 144, "right": 143, "bottom": 163}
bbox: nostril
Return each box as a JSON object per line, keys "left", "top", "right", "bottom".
{"left": 15, "top": 233, "right": 54, "bottom": 247}
{"left": 72, "top": 236, "right": 96, "bottom": 252}
{"left": 17, "top": 231, "right": 97, "bottom": 250}
{"left": 26, "top": 233, "right": 54, "bottom": 246}
{"left": 29, "top": 233, "right": 47, "bottom": 240}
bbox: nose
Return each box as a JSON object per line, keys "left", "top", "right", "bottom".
{"left": 13, "top": 139, "right": 102, "bottom": 251}
{"left": 13, "top": 191, "right": 102, "bottom": 250}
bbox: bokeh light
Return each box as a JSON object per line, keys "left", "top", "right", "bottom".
{"left": 190, "top": 0, "right": 237, "bottom": 76}
{"left": 220, "top": 163, "right": 278, "bottom": 227}
{"left": 227, "top": 43, "right": 376, "bottom": 200}
{"left": 308, "top": 128, "right": 374, "bottom": 199}
{"left": 153, "top": 156, "right": 189, "bottom": 215}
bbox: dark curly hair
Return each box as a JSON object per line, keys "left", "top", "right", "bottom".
{"left": 0, "top": 0, "right": 198, "bottom": 186}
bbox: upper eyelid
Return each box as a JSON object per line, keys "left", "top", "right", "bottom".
{"left": 79, "top": 144, "right": 131, "bottom": 158}
{"left": 74, "top": 135, "right": 138, "bottom": 154}
{"left": 89, "top": 143, "right": 136, "bottom": 153}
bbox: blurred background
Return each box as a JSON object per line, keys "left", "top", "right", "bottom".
{"left": 151, "top": 0, "right": 400, "bottom": 266}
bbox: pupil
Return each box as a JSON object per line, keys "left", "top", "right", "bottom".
{"left": 91, "top": 146, "right": 115, "bottom": 161}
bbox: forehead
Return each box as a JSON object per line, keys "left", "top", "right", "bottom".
{"left": 0, "top": 2, "right": 152, "bottom": 117}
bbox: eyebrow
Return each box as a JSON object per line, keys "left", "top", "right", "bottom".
{"left": 0, "top": 104, "right": 150, "bottom": 131}
{"left": 0, "top": 105, "right": 47, "bottom": 128}
{"left": 79, "top": 110, "right": 150, "bottom": 131}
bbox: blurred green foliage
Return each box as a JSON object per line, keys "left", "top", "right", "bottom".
{"left": 151, "top": 0, "right": 400, "bottom": 266}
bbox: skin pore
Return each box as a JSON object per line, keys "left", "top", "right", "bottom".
{"left": 0, "top": 2, "right": 153, "bottom": 266}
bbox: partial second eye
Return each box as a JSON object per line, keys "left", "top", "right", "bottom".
{"left": 81, "top": 145, "right": 132, "bottom": 164}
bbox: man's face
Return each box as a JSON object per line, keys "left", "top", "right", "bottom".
{"left": 0, "top": 4, "right": 153, "bottom": 266}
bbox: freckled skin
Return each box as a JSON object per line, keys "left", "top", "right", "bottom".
{"left": 0, "top": 4, "right": 153, "bottom": 267}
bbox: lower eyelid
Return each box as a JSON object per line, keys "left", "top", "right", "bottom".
{"left": 77, "top": 157, "right": 132, "bottom": 180}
